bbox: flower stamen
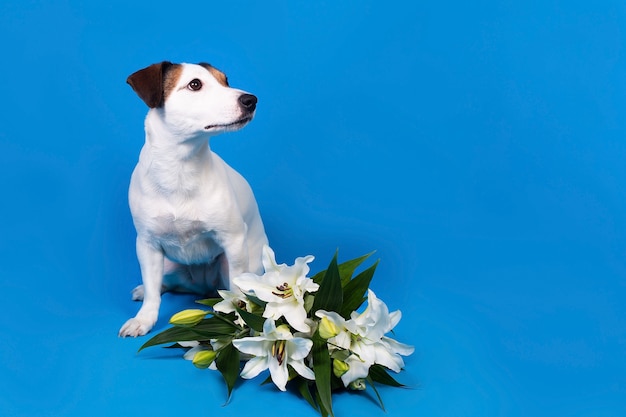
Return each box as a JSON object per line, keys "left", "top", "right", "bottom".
{"left": 272, "top": 282, "right": 294, "bottom": 299}
{"left": 272, "top": 340, "right": 287, "bottom": 365}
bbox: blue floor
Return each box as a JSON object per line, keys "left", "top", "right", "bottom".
{"left": 1, "top": 1, "right": 625, "bottom": 416}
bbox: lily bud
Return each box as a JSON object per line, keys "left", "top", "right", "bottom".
{"left": 318, "top": 316, "right": 341, "bottom": 339}
{"left": 332, "top": 359, "right": 349, "bottom": 378}
{"left": 276, "top": 324, "right": 292, "bottom": 334}
{"left": 192, "top": 350, "right": 217, "bottom": 369}
{"left": 169, "top": 309, "right": 208, "bottom": 327}
{"left": 348, "top": 378, "right": 367, "bottom": 391}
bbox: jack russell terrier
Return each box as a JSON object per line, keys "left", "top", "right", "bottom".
{"left": 119, "top": 61, "right": 268, "bottom": 337}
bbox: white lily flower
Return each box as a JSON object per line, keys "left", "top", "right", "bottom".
{"left": 213, "top": 289, "right": 251, "bottom": 327}
{"left": 232, "top": 318, "right": 315, "bottom": 391}
{"left": 315, "top": 290, "right": 414, "bottom": 387}
{"left": 213, "top": 290, "right": 249, "bottom": 314}
{"left": 233, "top": 245, "right": 319, "bottom": 333}
{"left": 341, "top": 354, "right": 371, "bottom": 386}
{"left": 349, "top": 290, "right": 414, "bottom": 374}
{"left": 348, "top": 290, "right": 401, "bottom": 340}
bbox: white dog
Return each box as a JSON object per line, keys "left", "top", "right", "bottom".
{"left": 119, "top": 61, "right": 268, "bottom": 337}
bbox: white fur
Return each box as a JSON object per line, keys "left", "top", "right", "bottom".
{"left": 119, "top": 63, "right": 268, "bottom": 337}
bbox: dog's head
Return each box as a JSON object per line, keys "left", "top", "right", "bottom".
{"left": 127, "top": 61, "right": 257, "bottom": 135}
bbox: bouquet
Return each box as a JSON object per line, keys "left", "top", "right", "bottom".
{"left": 139, "top": 246, "right": 414, "bottom": 416}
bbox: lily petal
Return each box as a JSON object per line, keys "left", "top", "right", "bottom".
{"left": 381, "top": 336, "right": 415, "bottom": 356}
{"left": 340, "top": 354, "right": 371, "bottom": 387}
{"left": 330, "top": 331, "right": 353, "bottom": 350}
{"left": 371, "top": 342, "right": 406, "bottom": 372}
{"left": 315, "top": 310, "right": 346, "bottom": 327}
{"left": 268, "top": 352, "right": 289, "bottom": 391}
{"left": 262, "top": 245, "right": 282, "bottom": 272}
{"left": 290, "top": 359, "right": 315, "bottom": 380}
{"left": 232, "top": 273, "right": 271, "bottom": 295}
{"left": 280, "top": 302, "right": 311, "bottom": 333}
{"left": 286, "top": 337, "right": 313, "bottom": 361}
{"left": 388, "top": 310, "right": 402, "bottom": 331}
{"left": 232, "top": 337, "right": 272, "bottom": 357}
{"left": 240, "top": 356, "right": 270, "bottom": 380}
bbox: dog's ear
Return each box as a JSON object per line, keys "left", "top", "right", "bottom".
{"left": 126, "top": 61, "right": 174, "bottom": 108}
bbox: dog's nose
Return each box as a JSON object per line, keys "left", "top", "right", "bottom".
{"left": 238, "top": 94, "right": 257, "bottom": 112}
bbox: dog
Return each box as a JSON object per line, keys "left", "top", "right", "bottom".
{"left": 119, "top": 61, "right": 268, "bottom": 337}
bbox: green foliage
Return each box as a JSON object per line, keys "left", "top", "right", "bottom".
{"left": 295, "top": 378, "right": 317, "bottom": 410}
{"left": 312, "top": 331, "right": 334, "bottom": 417}
{"left": 339, "top": 260, "right": 379, "bottom": 318}
{"left": 312, "top": 251, "right": 374, "bottom": 286}
{"left": 311, "top": 252, "right": 343, "bottom": 314}
{"left": 139, "top": 315, "right": 238, "bottom": 351}
{"left": 369, "top": 364, "right": 406, "bottom": 387}
{"left": 195, "top": 298, "right": 222, "bottom": 307}
{"left": 215, "top": 342, "right": 241, "bottom": 401}
{"left": 235, "top": 307, "right": 265, "bottom": 332}
{"left": 366, "top": 376, "right": 386, "bottom": 411}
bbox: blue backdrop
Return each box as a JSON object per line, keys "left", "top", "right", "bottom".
{"left": 0, "top": 1, "right": 624, "bottom": 416}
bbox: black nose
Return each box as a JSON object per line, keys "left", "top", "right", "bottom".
{"left": 238, "top": 94, "right": 257, "bottom": 112}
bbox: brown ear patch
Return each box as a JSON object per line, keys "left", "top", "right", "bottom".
{"left": 198, "top": 62, "right": 229, "bottom": 87}
{"left": 127, "top": 61, "right": 181, "bottom": 108}
{"left": 163, "top": 64, "right": 183, "bottom": 101}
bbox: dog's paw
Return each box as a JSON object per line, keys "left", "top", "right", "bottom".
{"left": 131, "top": 285, "right": 145, "bottom": 301}
{"left": 118, "top": 317, "right": 153, "bottom": 337}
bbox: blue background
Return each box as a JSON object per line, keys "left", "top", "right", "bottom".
{"left": 0, "top": 1, "right": 624, "bottom": 416}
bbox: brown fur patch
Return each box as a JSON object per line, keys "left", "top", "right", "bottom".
{"left": 163, "top": 64, "right": 183, "bottom": 100}
{"left": 127, "top": 62, "right": 170, "bottom": 108}
{"left": 127, "top": 61, "right": 183, "bottom": 108}
{"left": 199, "top": 63, "right": 229, "bottom": 87}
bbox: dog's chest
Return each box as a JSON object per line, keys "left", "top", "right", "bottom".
{"left": 154, "top": 216, "right": 223, "bottom": 265}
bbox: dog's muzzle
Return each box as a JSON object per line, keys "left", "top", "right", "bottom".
{"left": 203, "top": 93, "right": 257, "bottom": 131}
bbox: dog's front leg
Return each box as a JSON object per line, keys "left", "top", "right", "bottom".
{"left": 119, "top": 237, "right": 164, "bottom": 337}
{"left": 221, "top": 232, "right": 250, "bottom": 290}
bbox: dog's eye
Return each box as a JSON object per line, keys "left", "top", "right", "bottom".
{"left": 187, "top": 79, "right": 202, "bottom": 91}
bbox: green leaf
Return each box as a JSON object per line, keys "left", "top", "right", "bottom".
{"left": 367, "top": 376, "right": 386, "bottom": 411}
{"left": 139, "top": 326, "right": 209, "bottom": 351}
{"left": 235, "top": 307, "right": 265, "bottom": 332}
{"left": 329, "top": 349, "right": 350, "bottom": 362}
{"left": 195, "top": 298, "right": 222, "bottom": 307}
{"left": 304, "top": 293, "right": 315, "bottom": 313}
{"left": 164, "top": 342, "right": 191, "bottom": 349}
{"left": 315, "top": 391, "right": 330, "bottom": 417}
{"left": 311, "top": 253, "right": 343, "bottom": 314}
{"left": 339, "top": 260, "right": 379, "bottom": 318}
{"left": 245, "top": 294, "right": 267, "bottom": 309}
{"left": 312, "top": 251, "right": 374, "bottom": 286}
{"left": 312, "top": 332, "right": 334, "bottom": 417}
{"left": 369, "top": 364, "right": 405, "bottom": 387}
{"left": 192, "top": 316, "right": 240, "bottom": 335}
{"left": 311, "top": 268, "right": 326, "bottom": 285}
{"left": 295, "top": 377, "right": 318, "bottom": 411}
{"left": 139, "top": 316, "right": 239, "bottom": 352}
{"left": 338, "top": 251, "right": 375, "bottom": 287}
{"left": 330, "top": 373, "right": 344, "bottom": 391}
{"left": 215, "top": 342, "right": 241, "bottom": 402}
{"left": 260, "top": 374, "right": 273, "bottom": 386}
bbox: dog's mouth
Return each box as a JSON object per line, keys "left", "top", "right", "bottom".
{"left": 204, "top": 115, "right": 253, "bottom": 131}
